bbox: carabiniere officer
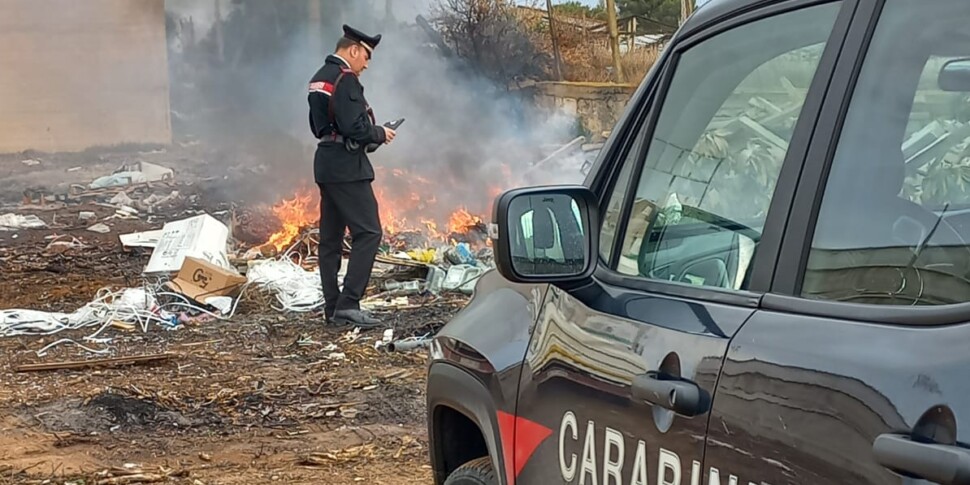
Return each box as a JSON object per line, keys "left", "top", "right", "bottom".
{"left": 307, "top": 25, "right": 396, "bottom": 328}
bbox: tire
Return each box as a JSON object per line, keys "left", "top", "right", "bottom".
{"left": 444, "top": 456, "right": 498, "bottom": 485}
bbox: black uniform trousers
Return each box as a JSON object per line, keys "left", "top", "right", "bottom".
{"left": 317, "top": 181, "right": 382, "bottom": 314}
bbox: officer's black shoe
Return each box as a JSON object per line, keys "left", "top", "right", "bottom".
{"left": 332, "top": 309, "right": 383, "bottom": 328}
{"left": 314, "top": 308, "right": 336, "bottom": 324}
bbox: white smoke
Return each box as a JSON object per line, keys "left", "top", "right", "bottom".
{"left": 164, "top": 0, "right": 588, "bottom": 219}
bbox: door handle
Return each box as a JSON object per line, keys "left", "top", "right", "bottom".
{"left": 631, "top": 373, "right": 709, "bottom": 417}
{"left": 873, "top": 434, "right": 970, "bottom": 484}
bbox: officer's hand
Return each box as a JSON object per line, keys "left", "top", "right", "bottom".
{"left": 383, "top": 127, "right": 397, "bottom": 144}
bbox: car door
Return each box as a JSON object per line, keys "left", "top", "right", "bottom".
{"left": 706, "top": 0, "right": 970, "bottom": 483}
{"left": 510, "top": 2, "right": 852, "bottom": 483}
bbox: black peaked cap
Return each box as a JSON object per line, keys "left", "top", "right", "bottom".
{"left": 343, "top": 24, "right": 381, "bottom": 55}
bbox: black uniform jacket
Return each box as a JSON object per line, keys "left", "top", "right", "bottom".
{"left": 308, "top": 55, "right": 386, "bottom": 184}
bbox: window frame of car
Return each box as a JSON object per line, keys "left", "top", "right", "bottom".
{"left": 765, "top": 0, "right": 970, "bottom": 325}
{"left": 587, "top": 0, "right": 858, "bottom": 309}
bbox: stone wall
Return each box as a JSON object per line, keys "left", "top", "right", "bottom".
{"left": 529, "top": 82, "right": 637, "bottom": 139}
{"left": 0, "top": 0, "right": 171, "bottom": 154}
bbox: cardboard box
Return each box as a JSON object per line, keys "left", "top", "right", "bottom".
{"left": 165, "top": 257, "right": 247, "bottom": 303}
{"left": 144, "top": 214, "right": 230, "bottom": 274}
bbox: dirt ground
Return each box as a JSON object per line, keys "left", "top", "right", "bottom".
{"left": 0, "top": 157, "right": 462, "bottom": 484}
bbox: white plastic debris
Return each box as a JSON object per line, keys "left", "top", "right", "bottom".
{"left": 119, "top": 229, "right": 164, "bottom": 249}
{"left": 78, "top": 211, "right": 96, "bottom": 222}
{"left": 90, "top": 171, "right": 148, "bottom": 189}
{"left": 87, "top": 223, "right": 111, "bottom": 234}
{"left": 374, "top": 328, "right": 395, "bottom": 350}
{"left": 115, "top": 206, "right": 139, "bottom": 218}
{"left": 109, "top": 192, "right": 135, "bottom": 207}
{"left": 0, "top": 213, "right": 47, "bottom": 231}
{"left": 22, "top": 159, "right": 40, "bottom": 166}
{"left": 246, "top": 259, "right": 325, "bottom": 312}
{"left": 131, "top": 161, "right": 175, "bottom": 182}
{"left": 205, "top": 296, "right": 233, "bottom": 314}
{"left": 0, "top": 287, "right": 170, "bottom": 348}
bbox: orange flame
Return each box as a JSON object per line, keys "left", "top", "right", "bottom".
{"left": 263, "top": 164, "right": 511, "bottom": 251}
{"left": 266, "top": 188, "right": 319, "bottom": 251}
{"left": 448, "top": 207, "right": 484, "bottom": 235}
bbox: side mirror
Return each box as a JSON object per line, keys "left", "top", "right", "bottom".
{"left": 939, "top": 58, "right": 970, "bottom": 92}
{"left": 491, "top": 185, "right": 599, "bottom": 284}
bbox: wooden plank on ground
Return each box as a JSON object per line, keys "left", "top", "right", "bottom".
{"left": 16, "top": 353, "right": 176, "bottom": 373}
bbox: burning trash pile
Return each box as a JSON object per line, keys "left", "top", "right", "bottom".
{"left": 0, "top": 131, "right": 599, "bottom": 359}
{"left": 235, "top": 171, "right": 499, "bottom": 312}
{"left": 0, "top": 160, "right": 499, "bottom": 358}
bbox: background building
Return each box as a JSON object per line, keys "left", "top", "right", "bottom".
{"left": 0, "top": 0, "right": 171, "bottom": 153}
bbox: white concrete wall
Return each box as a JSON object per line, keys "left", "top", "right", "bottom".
{"left": 0, "top": 0, "right": 171, "bottom": 153}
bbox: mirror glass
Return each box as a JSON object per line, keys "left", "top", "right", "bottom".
{"left": 506, "top": 193, "right": 588, "bottom": 277}
{"left": 939, "top": 58, "right": 970, "bottom": 92}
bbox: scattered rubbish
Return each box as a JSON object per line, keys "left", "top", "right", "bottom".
{"left": 120, "top": 229, "right": 164, "bottom": 249}
{"left": 114, "top": 206, "right": 140, "bottom": 219}
{"left": 130, "top": 161, "right": 176, "bottom": 182}
{"left": 144, "top": 213, "right": 231, "bottom": 274}
{"left": 362, "top": 296, "right": 410, "bottom": 310}
{"left": 340, "top": 328, "right": 362, "bottom": 343}
{"left": 35, "top": 338, "right": 113, "bottom": 357}
{"left": 247, "top": 259, "right": 324, "bottom": 312}
{"left": 406, "top": 248, "right": 436, "bottom": 263}
{"left": 385, "top": 336, "right": 433, "bottom": 353}
{"left": 374, "top": 328, "right": 395, "bottom": 350}
{"left": 296, "top": 334, "right": 320, "bottom": 347}
{"left": 90, "top": 172, "right": 149, "bottom": 189}
{"left": 89, "top": 161, "right": 175, "bottom": 189}
{"left": 111, "top": 320, "right": 136, "bottom": 331}
{"left": 78, "top": 211, "right": 97, "bottom": 222}
{"left": 0, "top": 213, "right": 47, "bottom": 230}
{"left": 384, "top": 280, "right": 423, "bottom": 293}
{"left": 45, "top": 235, "right": 87, "bottom": 252}
{"left": 426, "top": 265, "right": 447, "bottom": 294}
{"left": 22, "top": 159, "right": 41, "bottom": 166}
{"left": 87, "top": 223, "right": 112, "bottom": 234}
{"left": 15, "top": 352, "right": 175, "bottom": 373}
{"left": 444, "top": 243, "right": 478, "bottom": 266}
{"left": 110, "top": 192, "right": 136, "bottom": 207}
{"left": 67, "top": 166, "right": 82, "bottom": 172}
{"left": 328, "top": 352, "right": 346, "bottom": 360}
{"left": 165, "top": 257, "right": 247, "bottom": 304}
{"left": 0, "top": 287, "right": 166, "bottom": 340}
{"left": 442, "top": 265, "right": 486, "bottom": 294}
{"left": 206, "top": 296, "right": 234, "bottom": 315}
{"left": 137, "top": 190, "right": 180, "bottom": 213}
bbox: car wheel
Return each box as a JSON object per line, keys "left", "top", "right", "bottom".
{"left": 444, "top": 456, "right": 497, "bottom": 485}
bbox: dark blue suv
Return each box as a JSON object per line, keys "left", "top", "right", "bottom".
{"left": 427, "top": 0, "right": 970, "bottom": 483}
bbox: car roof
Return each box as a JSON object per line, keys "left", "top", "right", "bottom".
{"left": 683, "top": 0, "right": 785, "bottom": 36}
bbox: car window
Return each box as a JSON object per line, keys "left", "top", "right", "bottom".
{"left": 599, "top": 138, "right": 639, "bottom": 264}
{"left": 901, "top": 56, "right": 970, "bottom": 209}
{"left": 609, "top": 3, "right": 843, "bottom": 290}
{"left": 803, "top": 0, "right": 970, "bottom": 305}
